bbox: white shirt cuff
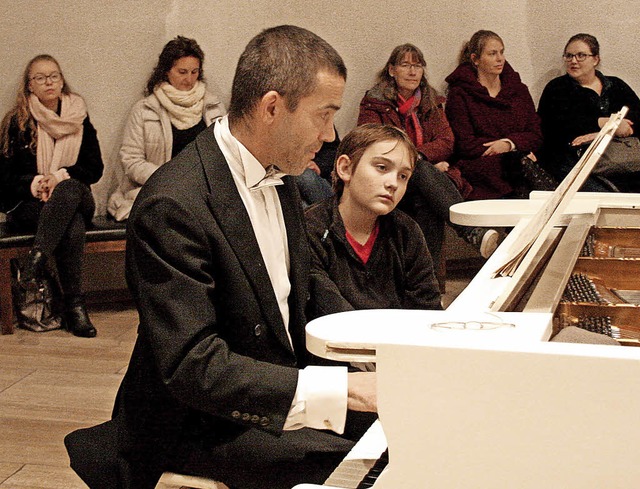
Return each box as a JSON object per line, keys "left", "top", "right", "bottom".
{"left": 284, "top": 366, "right": 348, "bottom": 434}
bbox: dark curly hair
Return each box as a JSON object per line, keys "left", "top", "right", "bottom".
{"left": 145, "top": 36, "right": 205, "bottom": 95}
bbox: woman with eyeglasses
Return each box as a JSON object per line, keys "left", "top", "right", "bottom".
{"left": 0, "top": 54, "right": 103, "bottom": 337}
{"left": 538, "top": 33, "right": 640, "bottom": 191}
{"left": 357, "top": 43, "right": 501, "bottom": 273}
{"left": 107, "top": 36, "right": 225, "bottom": 221}
{"left": 445, "top": 30, "right": 543, "bottom": 200}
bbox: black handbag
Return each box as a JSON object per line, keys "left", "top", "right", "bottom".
{"left": 10, "top": 258, "right": 63, "bottom": 332}
{"left": 592, "top": 136, "right": 640, "bottom": 175}
{"left": 518, "top": 155, "right": 558, "bottom": 191}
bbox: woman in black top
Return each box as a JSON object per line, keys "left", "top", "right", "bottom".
{"left": 0, "top": 54, "right": 103, "bottom": 337}
{"left": 538, "top": 33, "right": 640, "bottom": 191}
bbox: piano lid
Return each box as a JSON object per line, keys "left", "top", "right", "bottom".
{"left": 305, "top": 309, "right": 552, "bottom": 364}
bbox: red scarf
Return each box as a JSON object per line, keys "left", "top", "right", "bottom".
{"left": 397, "top": 89, "right": 423, "bottom": 147}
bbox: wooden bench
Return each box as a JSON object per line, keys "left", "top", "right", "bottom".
{"left": 0, "top": 215, "right": 127, "bottom": 335}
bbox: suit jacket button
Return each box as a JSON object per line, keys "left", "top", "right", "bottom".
{"left": 250, "top": 415, "right": 260, "bottom": 424}
{"left": 231, "top": 410, "right": 241, "bottom": 419}
{"left": 254, "top": 324, "right": 262, "bottom": 337}
{"left": 260, "top": 416, "right": 270, "bottom": 427}
{"left": 241, "top": 413, "right": 251, "bottom": 421}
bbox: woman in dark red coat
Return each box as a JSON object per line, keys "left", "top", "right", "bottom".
{"left": 357, "top": 43, "right": 499, "bottom": 268}
{"left": 445, "top": 30, "right": 542, "bottom": 200}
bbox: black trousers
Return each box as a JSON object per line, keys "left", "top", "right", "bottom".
{"left": 67, "top": 411, "right": 375, "bottom": 489}
{"left": 398, "top": 159, "right": 465, "bottom": 267}
{"left": 7, "top": 178, "right": 95, "bottom": 299}
{"left": 169, "top": 411, "right": 376, "bottom": 489}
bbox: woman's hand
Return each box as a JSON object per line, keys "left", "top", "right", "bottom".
{"left": 433, "top": 161, "right": 449, "bottom": 172}
{"left": 38, "top": 175, "right": 58, "bottom": 202}
{"left": 598, "top": 117, "right": 634, "bottom": 138}
{"left": 616, "top": 119, "right": 634, "bottom": 138}
{"left": 482, "top": 139, "right": 511, "bottom": 156}
{"left": 571, "top": 133, "right": 597, "bottom": 146}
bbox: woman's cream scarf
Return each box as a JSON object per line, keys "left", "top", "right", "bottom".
{"left": 29, "top": 93, "right": 86, "bottom": 176}
{"left": 154, "top": 80, "right": 205, "bottom": 130}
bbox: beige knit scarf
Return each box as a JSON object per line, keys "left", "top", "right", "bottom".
{"left": 154, "top": 80, "right": 205, "bottom": 130}
{"left": 29, "top": 93, "right": 86, "bottom": 175}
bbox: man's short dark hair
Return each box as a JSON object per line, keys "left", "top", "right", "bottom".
{"left": 228, "top": 25, "right": 347, "bottom": 124}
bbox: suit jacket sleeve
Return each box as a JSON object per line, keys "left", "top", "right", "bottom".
{"left": 126, "top": 190, "right": 299, "bottom": 434}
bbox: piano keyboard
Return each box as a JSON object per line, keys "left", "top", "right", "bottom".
{"left": 322, "top": 419, "right": 387, "bottom": 489}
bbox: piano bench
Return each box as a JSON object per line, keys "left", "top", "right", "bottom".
{"left": 156, "top": 471, "right": 228, "bottom": 489}
{"left": 0, "top": 216, "right": 127, "bottom": 335}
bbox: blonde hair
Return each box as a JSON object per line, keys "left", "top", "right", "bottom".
{"left": 0, "top": 54, "right": 70, "bottom": 157}
{"left": 458, "top": 30, "right": 503, "bottom": 65}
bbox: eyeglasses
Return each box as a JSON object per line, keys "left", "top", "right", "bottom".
{"left": 396, "top": 63, "right": 424, "bottom": 71}
{"left": 30, "top": 72, "right": 62, "bottom": 85}
{"left": 562, "top": 53, "right": 595, "bottom": 62}
{"left": 430, "top": 321, "right": 515, "bottom": 331}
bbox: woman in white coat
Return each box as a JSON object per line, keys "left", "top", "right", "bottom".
{"left": 108, "top": 36, "right": 226, "bottom": 220}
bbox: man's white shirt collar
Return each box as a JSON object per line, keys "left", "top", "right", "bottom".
{"left": 214, "top": 116, "right": 285, "bottom": 190}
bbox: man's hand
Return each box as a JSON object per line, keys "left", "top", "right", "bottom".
{"left": 347, "top": 372, "right": 377, "bottom": 412}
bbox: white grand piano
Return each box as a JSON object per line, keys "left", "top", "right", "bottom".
{"left": 294, "top": 110, "right": 640, "bottom": 488}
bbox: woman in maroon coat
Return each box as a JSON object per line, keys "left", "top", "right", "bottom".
{"left": 445, "top": 30, "right": 542, "bottom": 200}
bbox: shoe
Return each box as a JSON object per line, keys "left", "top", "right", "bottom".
{"left": 479, "top": 229, "right": 500, "bottom": 258}
{"left": 462, "top": 227, "right": 500, "bottom": 259}
{"left": 63, "top": 298, "right": 97, "bottom": 338}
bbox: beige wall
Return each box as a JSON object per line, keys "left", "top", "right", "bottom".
{"left": 2, "top": 0, "right": 639, "bottom": 214}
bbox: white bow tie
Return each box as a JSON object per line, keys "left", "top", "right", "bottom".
{"left": 251, "top": 165, "right": 285, "bottom": 190}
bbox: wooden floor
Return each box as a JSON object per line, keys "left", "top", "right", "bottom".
{"left": 0, "top": 302, "right": 138, "bottom": 488}
{"left": 0, "top": 265, "right": 477, "bottom": 488}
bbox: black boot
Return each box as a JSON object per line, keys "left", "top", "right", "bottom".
{"left": 20, "top": 247, "right": 48, "bottom": 287}
{"left": 63, "top": 296, "right": 97, "bottom": 338}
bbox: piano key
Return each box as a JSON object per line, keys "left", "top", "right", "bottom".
{"left": 323, "top": 420, "right": 387, "bottom": 489}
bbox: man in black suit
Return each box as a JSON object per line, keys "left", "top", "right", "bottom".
{"left": 67, "top": 25, "right": 376, "bottom": 489}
